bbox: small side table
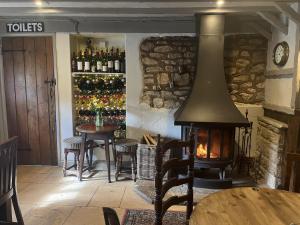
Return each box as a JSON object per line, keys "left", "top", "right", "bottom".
{"left": 76, "top": 124, "right": 117, "bottom": 182}
{"left": 115, "top": 139, "right": 139, "bottom": 182}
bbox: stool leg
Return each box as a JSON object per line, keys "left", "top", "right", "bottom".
{"left": 130, "top": 152, "right": 135, "bottom": 181}
{"left": 133, "top": 152, "right": 137, "bottom": 182}
{"left": 75, "top": 152, "right": 80, "bottom": 171}
{"left": 115, "top": 153, "right": 121, "bottom": 181}
{"left": 63, "top": 150, "right": 68, "bottom": 177}
{"left": 74, "top": 153, "right": 77, "bottom": 170}
{"left": 111, "top": 138, "right": 117, "bottom": 167}
{"left": 89, "top": 148, "right": 94, "bottom": 169}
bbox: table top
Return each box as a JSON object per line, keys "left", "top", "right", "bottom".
{"left": 76, "top": 124, "right": 117, "bottom": 134}
{"left": 189, "top": 187, "right": 300, "bottom": 225}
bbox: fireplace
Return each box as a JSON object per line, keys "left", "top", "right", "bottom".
{"left": 174, "top": 14, "right": 249, "bottom": 188}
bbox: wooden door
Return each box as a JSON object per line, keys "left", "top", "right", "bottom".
{"left": 2, "top": 37, "right": 57, "bottom": 165}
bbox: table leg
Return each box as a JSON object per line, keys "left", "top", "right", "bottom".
{"left": 78, "top": 133, "right": 87, "bottom": 181}
{"left": 105, "top": 139, "right": 111, "bottom": 183}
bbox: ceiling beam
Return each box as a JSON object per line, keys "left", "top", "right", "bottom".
{"left": 257, "top": 11, "right": 288, "bottom": 35}
{"left": 275, "top": 2, "right": 300, "bottom": 25}
{"left": 0, "top": 1, "right": 279, "bottom": 9}
{"left": 247, "top": 22, "right": 272, "bottom": 40}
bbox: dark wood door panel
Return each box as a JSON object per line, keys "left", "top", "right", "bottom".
{"left": 2, "top": 36, "right": 57, "bottom": 165}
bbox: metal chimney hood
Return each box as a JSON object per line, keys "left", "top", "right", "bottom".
{"left": 174, "top": 14, "right": 249, "bottom": 127}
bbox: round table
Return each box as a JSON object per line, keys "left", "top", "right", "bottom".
{"left": 189, "top": 187, "right": 300, "bottom": 225}
{"left": 76, "top": 124, "right": 117, "bottom": 182}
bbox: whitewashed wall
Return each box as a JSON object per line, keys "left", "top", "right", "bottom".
{"left": 265, "top": 3, "right": 300, "bottom": 112}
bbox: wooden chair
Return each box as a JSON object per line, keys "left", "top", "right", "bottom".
{"left": 0, "top": 137, "right": 24, "bottom": 225}
{"left": 103, "top": 207, "right": 120, "bottom": 225}
{"left": 154, "top": 134, "right": 195, "bottom": 225}
{"left": 284, "top": 152, "right": 300, "bottom": 192}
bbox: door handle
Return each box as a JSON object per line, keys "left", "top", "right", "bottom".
{"left": 44, "top": 78, "right": 56, "bottom": 86}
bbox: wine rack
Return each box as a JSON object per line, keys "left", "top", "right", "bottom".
{"left": 72, "top": 72, "right": 126, "bottom": 138}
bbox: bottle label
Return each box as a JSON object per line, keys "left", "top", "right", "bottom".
{"left": 114, "top": 60, "right": 120, "bottom": 71}
{"left": 91, "top": 65, "right": 96, "bottom": 73}
{"left": 77, "top": 61, "right": 83, "bottom": 71}
{"left": 108, "top": 61, "right": 113, "bottom": 68}
{"left": 84, "top": 61, "right": 90, "bottom": 71}
{"left": 102, "top": 65, "right": 108, "bottom": 72}
{"left": 97, "top": 61, "right": 102, "bottom": 71}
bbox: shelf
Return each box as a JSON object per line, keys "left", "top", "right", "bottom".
{"left": 72, "top": 72, "right": 125, "bottom": 77}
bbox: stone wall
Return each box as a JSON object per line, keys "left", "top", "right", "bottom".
{"left": 140, "top": 35, "right": 267, "bottom": 109}
{"left": 225, "top": 35, "right": 267, "bottom": 104}
{"left": 255, "top": 116, "right": 288, "bottom": 188}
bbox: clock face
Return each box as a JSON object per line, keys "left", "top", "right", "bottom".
{"left": 273, "top": 42, "right": 289, "bottom": 67}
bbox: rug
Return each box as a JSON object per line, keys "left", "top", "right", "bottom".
{"left": 123, "top": 209, "right": 186, "bottom": 225}
{"left": 134, "top": 180, "right": 220, "bottom": 204}
{"left": 134, "top": 178, "right": 256, "bottom": 204}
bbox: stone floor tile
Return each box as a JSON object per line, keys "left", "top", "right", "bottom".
{"left": 63, "top": 206, "right": 103, "bottom": 225}
{"left": 23, "top": 205, "right": 74, "bottom": 225}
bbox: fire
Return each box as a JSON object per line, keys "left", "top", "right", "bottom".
{"left": 196, "top": 144, "right": 219, "bottom": 159}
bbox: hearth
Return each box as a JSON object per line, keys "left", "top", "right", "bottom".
{"left": 174, "top": 14, "right": 249, "bottom": 188}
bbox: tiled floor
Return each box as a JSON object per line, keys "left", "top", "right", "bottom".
{"left": 14, "top": 165, "right": 185, "bottom": 225}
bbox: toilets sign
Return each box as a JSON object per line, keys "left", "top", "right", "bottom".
{"left": 6, "top": 22, "right": 44, "bottom": 33}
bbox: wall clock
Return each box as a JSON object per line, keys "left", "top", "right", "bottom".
{"left": 273, "top": 41, "right": 289, "bottom": 67}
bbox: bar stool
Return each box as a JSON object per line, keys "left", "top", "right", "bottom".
{"left": 115, "top": 139, "right": 138, "bottom": 182}
{"left": 63, "top": 136, "right": 94, "bottom": 176}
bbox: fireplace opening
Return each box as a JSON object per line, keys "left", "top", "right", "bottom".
{"left": 196, "top": 128, "right": 233, "bottom": 160}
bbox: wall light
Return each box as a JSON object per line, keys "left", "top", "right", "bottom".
{"left": 216, "top": 0, "right": 224, "bottom": 7}
{"left": 35, "top": 0, "right": 43, "bottom": 7}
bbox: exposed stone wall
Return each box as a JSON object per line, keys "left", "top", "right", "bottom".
{"left": 255, "top": 116, "right": 288, "bottom": 188}
{"left": 140, "top": 35, "right": 267, "bottom": 109}
{"left": 140, "top": 36, "right": 197, "bottom": 108}
{"left": 225, "top": 35, "right": 267, "bottom": 104}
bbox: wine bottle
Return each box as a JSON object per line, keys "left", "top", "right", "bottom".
{"left": 120, "top": 51, "right": 126, "bottom": 73}
{"left": 71, "top": 52, "right": 77, "bottom": 72}
{"left": 107, "top": 48, "right": 114, "bottom": 73}
{"left": 102, "top": 50, "right": 108, "bottom": 73}
{"left": 84, "top": 50, "right": 91, "bottom": 72}
{"left": 91, "top": 52, "right": 96, "bottom": 73}
{"left": 114, "top": 48, "right": 120, "bottom": 73}
{"left": 77, "top": 51, "right": 83, "bottom": 72}
{"left": 96, "top": 51, "right": 102, "bottom": 72}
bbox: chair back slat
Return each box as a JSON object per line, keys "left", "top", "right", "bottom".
{"left": 103, "top": 207, "right": 120, "bottom": 225}
{"left": 0, "top": 137, "right": 18, "bottom": 199}
{"left": 155, "top": 133, "right": 195, "bottom": 225}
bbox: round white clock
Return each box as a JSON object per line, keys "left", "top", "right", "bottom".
{"left": 273, "top": 41, "right": 289, "bottom": 67}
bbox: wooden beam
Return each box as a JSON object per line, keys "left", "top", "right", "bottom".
{"left": 275, "top": 2, "right": 300, "bottom": 25}
{"left": 247, "top": 22, "right": 272, "bottom": 40}
{"left": 257, "top": 11, "right": 288, "bottom": 35}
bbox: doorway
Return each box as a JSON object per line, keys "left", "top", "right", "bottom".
{"left": 2, "top": 36, "right": 57, "bottom": 165}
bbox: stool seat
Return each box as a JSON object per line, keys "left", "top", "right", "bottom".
{"left": 115, "top": 139, "right": 138, "bottom": 182}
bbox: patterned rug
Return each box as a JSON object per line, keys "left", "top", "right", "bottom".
{"left": 123, "top": 209, "right": 186, "bottom": 225}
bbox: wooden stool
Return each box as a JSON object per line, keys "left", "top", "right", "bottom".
{"left": 63, "top": 137, "right": 94, "bottom": 177}
{"left": 115, "top": 139, "right": 138, "bottom": 182}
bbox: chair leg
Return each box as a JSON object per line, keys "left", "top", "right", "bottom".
{"left": 12, "top": 190, "right": 24, "bottom": 225}
{"left": 63, "top": 150, "right": 68, "bottom": 177}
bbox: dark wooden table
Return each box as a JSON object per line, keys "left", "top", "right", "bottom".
{"left": 76, "top": 124, "right": 117, "bottom": 182}
{"left": 189, "top": 187, "right": 300, "bottom": 225}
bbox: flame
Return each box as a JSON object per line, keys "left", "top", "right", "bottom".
{"left": 196, "top": 144, "right": 219, "bottom": 159}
